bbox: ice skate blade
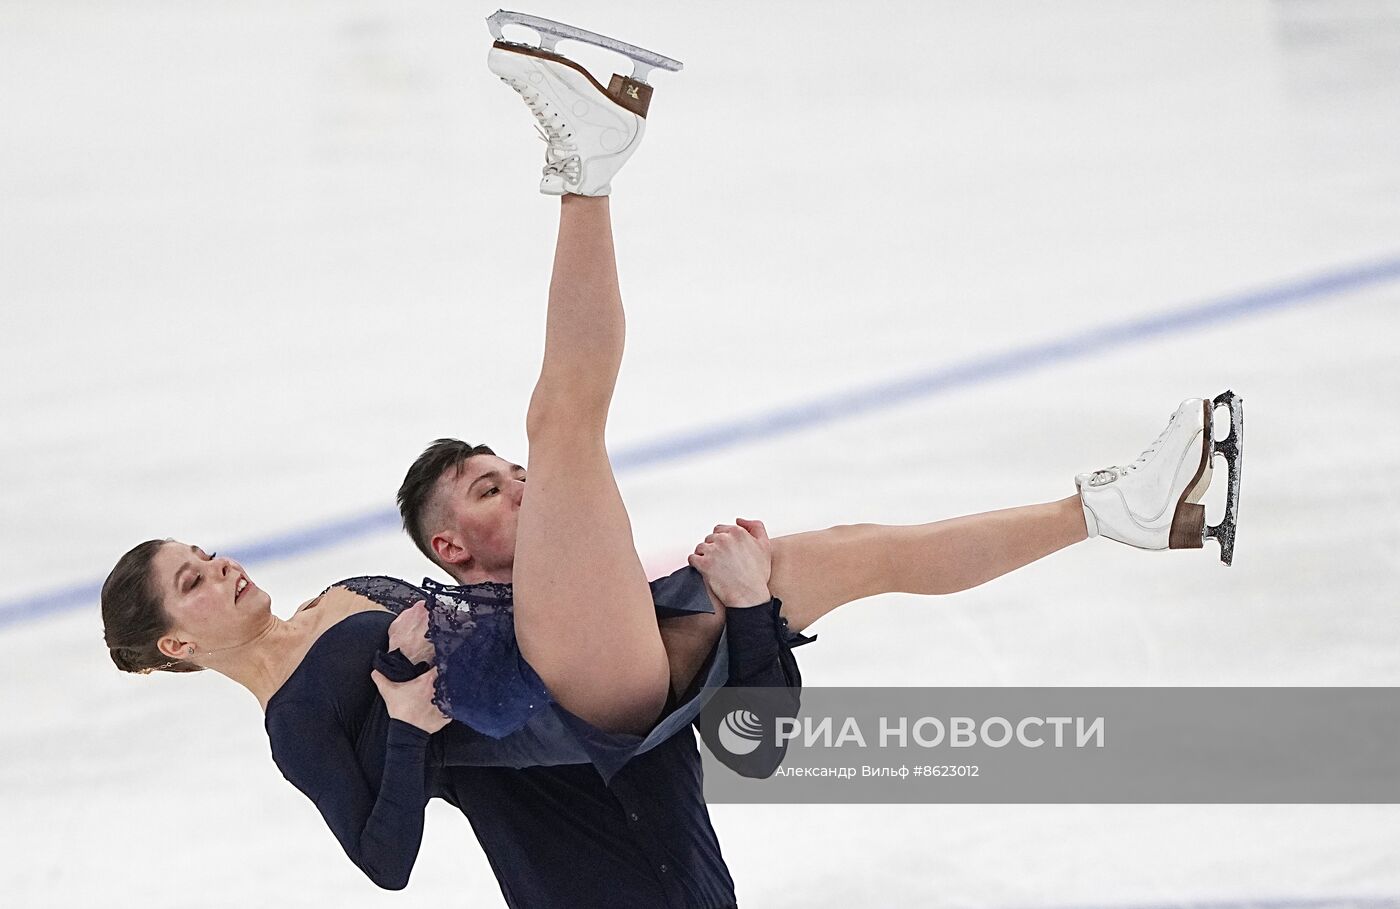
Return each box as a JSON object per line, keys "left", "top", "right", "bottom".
{"left": 1202, "top": 389, "right": 1244, "bottom": 566}
{"left": 487, "top": 9, "right": 683, "bottom": 83}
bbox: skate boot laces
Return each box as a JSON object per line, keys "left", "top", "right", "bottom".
{"left": 499, "top": 75, "right": 581, "bottom": 186}
{"left": 1085, "top": 409, "right": 1180, "bottom": 487}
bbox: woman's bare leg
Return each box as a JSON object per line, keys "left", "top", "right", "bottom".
{"left": 512, "top": 196, "right": 668, "bottom": 736}
{"left": 659, "top": 606, "right": 726, "bottom": 697}
{"left": 769, "top": 495, "right": 1090, "bottom": 632}
{"left": 660, "top": 496, "right": 1089, "bottom": 696}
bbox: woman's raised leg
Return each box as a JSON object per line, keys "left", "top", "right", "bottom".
{"left": 767, "top": 495, "right": 1090, "bottom": 632}
{"left": 657, "top": 497, "right": 1088, "bottom": 697}
{"left": 675, "top": 396, "right": 1225, "bottom": 648}
{"left": 512, "top": 196, "right": 669, "bottom": 736}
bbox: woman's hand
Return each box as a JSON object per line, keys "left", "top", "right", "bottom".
{"left": 687, "top": 517, "right": 773, "bottom": 608}
{"left": 388, "top": 600, "right": 435, "bottom": 665}
{"left": 371, "top": 666, "right": 450, "bottom": 734}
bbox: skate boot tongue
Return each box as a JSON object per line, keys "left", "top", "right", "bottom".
{"left": 533, "top": 124, "right": 580, "bottom": 195}
{"left": 497, "top": 77, "right": 583, "bottom": 195}
{"left": 1080, "top": 407, "right": 1182, "bottom": 488}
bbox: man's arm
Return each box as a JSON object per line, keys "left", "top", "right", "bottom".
{"left": 688, "top": 519, "right": 815, "bottom": 778}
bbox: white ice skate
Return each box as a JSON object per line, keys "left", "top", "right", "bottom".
{"left": 1077, "top": 390, "right": 1244, "bottom": 565}
{"left": 485, "top": 10, "right": 683, "bottom": 196}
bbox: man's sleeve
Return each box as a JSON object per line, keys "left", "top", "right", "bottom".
{"left": 696, "top": 597, "right": 815, "bottom": 778}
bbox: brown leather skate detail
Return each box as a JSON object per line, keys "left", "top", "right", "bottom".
{"left": 492, "top": 40, "right": 650, "bottom": 119}
{"left": 1182, "top": 400, "right": 1212, "bottom": 504}
{"left": 1164, "top": 399, "right": 1212, "bottom": 552}
{"left": 1169, "top": 503, "right": 1205, "bottom": 549}
{"left": 607, "top": 74, "right": 652, "bottom": 117}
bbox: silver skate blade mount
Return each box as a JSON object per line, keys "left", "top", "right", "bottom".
{"left": 1203, "top": 389, "right": 1243, "bottom": 566}
{"left": 486, "top": 9, "right": 683, "bottom": 84}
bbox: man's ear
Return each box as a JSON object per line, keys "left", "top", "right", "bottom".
{"left": 432, "top": 532, "right": 470, "bottom": 567}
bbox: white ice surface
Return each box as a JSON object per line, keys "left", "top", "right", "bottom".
{"left": 2, "top": 0, "right": 1399, "bottom": 906}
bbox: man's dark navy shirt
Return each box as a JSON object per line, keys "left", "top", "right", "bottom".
{"left": 264, "top": 578, "right": 810, "bottom": 908}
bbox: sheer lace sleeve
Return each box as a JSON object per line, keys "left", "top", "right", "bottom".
{"left": 418, "top": 578, "right": 554, "bottom": 740}
{"left": 328, "top": 575, "right": 552, "bottom": 740}
{"left": 329, "top": 576, "right": 430, "bottom": 615}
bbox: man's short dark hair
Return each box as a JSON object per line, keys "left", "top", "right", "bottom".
{"left": 398, "top": 439, "right": 496, "bottom": 567}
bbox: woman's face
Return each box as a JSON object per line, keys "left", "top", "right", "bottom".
{"left": 150, "top": 541, "right": 272, "bottom": 660}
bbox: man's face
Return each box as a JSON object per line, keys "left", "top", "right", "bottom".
{"left": 431, "top": 454, "right": 527, "bottom": 578}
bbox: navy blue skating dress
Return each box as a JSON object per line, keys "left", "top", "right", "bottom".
{"left": 264, "top": 567, "right": 813, "bottom": 904}
{"left": 339, "top": 565, "right": 815, "bottom": 782}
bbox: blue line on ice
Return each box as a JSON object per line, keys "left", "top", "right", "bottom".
{"left": 5, "top": 254, "right": 1399, "bottom": 630}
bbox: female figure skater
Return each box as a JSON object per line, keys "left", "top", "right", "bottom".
{"left": 100, "top": 16, "right": 1243, "bottom": 903}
